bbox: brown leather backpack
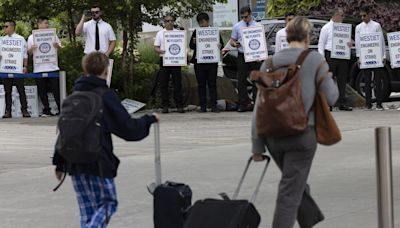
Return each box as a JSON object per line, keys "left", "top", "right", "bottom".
{"left": 250, "top": 50, "right": 311, "bottom": 137}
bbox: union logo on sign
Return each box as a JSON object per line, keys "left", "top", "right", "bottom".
{"left": 365, "top": 61, "right": 378, "bottom": 65}
{"left": 169, "top": 44, "right": 181, "bottom": 55}
{"left": 335, "top": 51, "right": 346, "bottom": 56}
{"left": 249, "top": 39, "right": 260, "bottom": 50}
{"left": 39, "top": 43, "right": 51, "bottom": 54}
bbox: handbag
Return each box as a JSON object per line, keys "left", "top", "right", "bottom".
{"left": 314, "top": 75, "right": 342, "bottom": 145}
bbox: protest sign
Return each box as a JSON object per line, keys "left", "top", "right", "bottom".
{"left": 32, "top": 29, "right": 58, "bottom": 65}
{"left": 0, "top": 37, "right": 24, "bottom": 73}
{"left": 196, "top": 27, "right": 220, "bottom": 63}
{"left": 121, "top": 99, "right": 145, "bottom": 114}
{"left": 241, "top": 25, "right": 267, "bottom": 62}
{"left": 163, "top": 31, "right": 187, "bottom": 66}
{"left": 331, "top": 23, "right": 352, "bottom": 59}
{"left": 387, "top": 32, "right": 400, "bottom": 68}
{"left": 359, "top": 32, "right": 384, "bottom": 69}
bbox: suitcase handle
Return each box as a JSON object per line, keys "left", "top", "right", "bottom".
{"left": 232, "top": 155, "right": 271, "bottom": 203}
{"left": 154, "top": 122, "right": 162, "bottom": 186}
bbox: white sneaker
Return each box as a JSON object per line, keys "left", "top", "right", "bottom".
{"left": 397, "top": 107, "right": 400, "bottom": 111}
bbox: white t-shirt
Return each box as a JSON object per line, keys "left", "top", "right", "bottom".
{"left": 275, "top": 27, "right": 288, "bottom": 53}
{"left": 83, "top": 19, "right": 116, "bottom": 54}
{"left": 154, "top": 28, "right": 178, "bottom": 57}
{"left": 27, "top": 33, "right": 61, "bottom": 73}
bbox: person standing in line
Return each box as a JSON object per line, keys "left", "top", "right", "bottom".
{"left": 189, "top": 12, "right": 224, "bottom": 113}
{"left": 154, "top": 15, "right": 185, "bottom": 114}
{"left": 355, "top": 5, "right": 386, "bottom": 110}
{"left": 252, "top": 17, "right": 338, "bottom": 228}
{"left": 75, "top": 3, "right": 116, "bottom": 56}
{"left": 318, "top": 8, "right": 353, "bottom": 111}
{"left": 27, "top": 16, "right": 62, "bottom": 116}
{"left": 1, "top": 20, "right": 30, "bottom": 118}
{"left": 275, "top": 12, "right": 295, "bottom": 53}
{"left": 229, "top": 6, "right": 262, "bottom": 112}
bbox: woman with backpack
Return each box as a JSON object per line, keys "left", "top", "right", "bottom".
{"left": 52, "top": 52, "right": 159, "bottom": 227}
{"left": 251, "top": 17, "right": 339, "bottom": 228}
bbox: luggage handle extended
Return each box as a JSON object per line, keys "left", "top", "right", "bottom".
{"left": 147, "top": 122, "right": 161, "bottom": 195}
{"left": 232, "top": 155, "right": 271, "bottom": 203}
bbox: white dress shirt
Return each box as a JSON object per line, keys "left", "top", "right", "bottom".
{"left": 275, "top": 27, "right": 288, "bottom": 53}
{"left": 83, "top": 19, "right": 116, "bottom": 54}
{"left": 318, "top": 20, "right": 334, "bottom": 55}
{"left": 27, "top": 34, "right": 61, "bottom": 73}
{"left": 355, "top": 20, "right": 385, "bottom": 58}
{"left": 154, "top": 28, "right": 178, "bottom": 57}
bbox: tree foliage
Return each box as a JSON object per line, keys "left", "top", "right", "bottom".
{"left": 267, "top": 0, "right": 321, "bottom": 17}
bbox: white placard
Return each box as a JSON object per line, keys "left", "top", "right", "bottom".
{"left": 0, "top": 37, "right": 24, "bottom": 73}
{"left": 196, "top": 27, "right": 220, "bottom": 63}
{"left": 32, "top": 29, "right": 58, "bottom": 65}
{"left": 279, "top": 36, "right": 288, "bottom": 51}
{"left": 331, "top": 23, "right": 352, "bottom": 59}
{"left": 163, "top": 31, "right": 187, "bottom": 66}
{"left": 241, "top": 25, "right": 268, "bottom": 62}
{"left": 121, "top": 99, "right": 145, "bottom": 114}
{"left": 387, "top": 32, "right": 400, "bottom": 69}
{"left": 359, "top": 32, "right": 384, "bottom": 69}
{"left": 106, "top": 59, "right": 114, "bottom": 87}
{"left": 0, "top": 85, "right": 39, "bottom": 117}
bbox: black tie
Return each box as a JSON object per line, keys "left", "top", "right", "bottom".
{"left": 246, "top": 22, "right": 249, "bottom": 27}
{"left": 95, "top": 21, "right": 100, "bottom": 51}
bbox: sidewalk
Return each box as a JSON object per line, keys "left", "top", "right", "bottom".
{"left": 0, "top": 109, "right": 399, "bottom": 227}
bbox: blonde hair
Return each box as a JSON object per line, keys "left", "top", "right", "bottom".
{"left": 82, "top": 52, "right": 109, "bottom": 76}
{"left": 286, "top": 16, "right": 312, "bottom": 43}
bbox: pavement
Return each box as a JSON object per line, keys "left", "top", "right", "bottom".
{"left": 0, "top": 106, "right": 400, "bottom": 228}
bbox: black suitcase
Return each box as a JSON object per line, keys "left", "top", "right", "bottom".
{"left": 148, "top": 123, "right": 192, "bottom": 228}
{"left": 183, "top": 155, "right": 271, "bottom": 228}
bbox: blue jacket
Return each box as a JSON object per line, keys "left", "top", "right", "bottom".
{"left": 52, "top": 75, "right": 157, "bottom": 178}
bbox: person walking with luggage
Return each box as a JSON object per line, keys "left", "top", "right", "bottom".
{"left": 229, "top": 6, "right": 262, "bottom": 112}
{"left": 1, "top": 20, "right": 30, "bottom": 118}
{"left": 27, "top": 16, "right": 62, "bottom": 116}
{"left": 154, "top": 15, "right": 185, "bottom": 114}
{"left": 355, "top": 5, "right": 386, "bottom": 110}
{"left": 275, "top": 12, "right": 295, "bottom": 53}
{"left": 252, "top": 17, "right": 339, "bottom": 228}
{"left": 318, "top": 8, "right": 353, "bottom": 111}
{"left": 52, "top": 52, "right": 159, "bottom": 227}
{"left": 189, "top": 12, "right": 224, "bottom": 113}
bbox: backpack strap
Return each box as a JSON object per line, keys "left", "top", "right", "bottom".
{"left": 266, "top": 56, "right": 274, "bottom": 72}
{"left": 295, "top": 49, "right": 312, "bottom": 67}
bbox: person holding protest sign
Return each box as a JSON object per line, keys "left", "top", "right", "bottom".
{"left": 75, "top": 3, "right": 116, "bottom": 56}
{"left": 154, "top": 15, "right": 185, "bottom": 114}
{"left": 229, "top": 6, "right": 262, "bottom": 112}
{"left": 189, "top": 12, "right": 224, "bottom": 113}
{"left": 27, "top": 16, "right": 61, "bottom": 116}
{"left": 318, "top": 8, "right": 353, "bottom": 111}
{"left": 275, "top": 12, "right": 295, "bottom": 53}
{"left": 0, "top": 20, "right": 30, "bottom": 118}
{"left": 355, "top": 5, "right": 386, "bottom": 110}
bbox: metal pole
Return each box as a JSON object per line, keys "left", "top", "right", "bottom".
{"left": 59, "top": 71, "right": 67, "bottom": 112}
{"left": 375, "top": 127, "right": 394, "bottom": 228}
{"left": 154, "top": 122, "right": 162, "bottom": 186}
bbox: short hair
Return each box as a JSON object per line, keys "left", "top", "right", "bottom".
{"left": 285, "top": 12, "right": 295, "bottom": 18}
{"left": 360, "top": 5, "right": 371, "bottom": 14}
{"left": 91, "top": 3, "right": 101, "bottom": 10}
{"left": 38, "top": 16, "right": 50, "bottom": 23}
{"left": 5, "top": 20, "right": 16, "bottom": 27}
{"left": 240, "top": 6, "right": 252, "bottom": 15}
{"left": 196, "top": 13, "right": 209, "bottom": 23}
{"left": 164, "top": 15, "right": 176, "bottom": 21}
{"left": 286, "top": 16, "right": 312, "bottom": 43}
{"left": 333, "top": 7, "right": 343, "bottom": 16}
{"left": 82, "top": 52, "right": 109, "bottom": 76}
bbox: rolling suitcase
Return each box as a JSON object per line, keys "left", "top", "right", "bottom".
{"left": 148, "top": 122, "right": 192, "bottom": 228}
{"left": 183, "top": 155, "right": 271, "bottom": 228}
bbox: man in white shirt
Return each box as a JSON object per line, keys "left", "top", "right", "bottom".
{"left": 317, "top": 8, "right": 353, "bottom": 111}
{"left": 27, "top": 16, "right": 61, "bottom": 116}
{"left": 154, "top": 15, "right": 185, "bottom": 114}
{"left": 75, "top": 4, "right": 116, "bottom": 56}
{"left": 0, "top": 20, "right": 30, "bottom": 118}
{"left": 275, "top": 12, "right": 295, "bottom": 53}
{"left": 355, "top": 5, "right": 386, "bottom": 110}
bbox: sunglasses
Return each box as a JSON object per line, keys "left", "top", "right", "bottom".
{"left": 360, "top": 14, "right": 367, "bottom": 18}
{"left": 2, "top": 25, "right": 8, "bottom": 28}
{"left": 91, "top": 11, "right": 100, "bottom": 14}
{"left": 164, "top": 20, "right": 175, "bottom": 23}
{"left": 241, "top": 15, "right": 250, "bottom": 19}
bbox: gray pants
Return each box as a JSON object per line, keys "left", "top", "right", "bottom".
{"left": 265, "top": 127, "right": 324, "bottom": 228}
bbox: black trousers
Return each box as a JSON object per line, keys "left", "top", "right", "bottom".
{"left": 362, "top": 68, "right": 383, "bottom": 106}
{"left": 159, "top": 58, "right": 183, "bottom": 108}
{"left": 324, "top": 51, "right": 349, "bottom": 105}
{"left": 237, "top": 53, "right": 261, "bottom": 107}
{"left": 2, "top": 78, "right": 28, "bottom": 112}
{"left": 194, "top": 63, "right": 218, "bottom": 108}
{"left": 35, "top": 76, "right": 61, "bottom": 112}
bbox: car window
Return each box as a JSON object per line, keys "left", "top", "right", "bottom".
{"left": 264, "top": 23, "right": 285, "bottom": 46}
{"left": 310, "top": 22, "right": 325, "bottom": 45}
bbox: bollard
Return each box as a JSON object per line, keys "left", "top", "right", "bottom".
{"left": 59, "top": 71, "right": 67, "bottom": 111}
{"left": 375, "top": 127, "right": 394, "bottom": 228}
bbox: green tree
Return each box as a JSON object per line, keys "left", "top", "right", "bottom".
{"left": 268, "top": 0, "right": 320, "bottom": 17}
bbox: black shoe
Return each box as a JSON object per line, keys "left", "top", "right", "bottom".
{"left": 211, "top": 106, "right": 220, "bottom": 113}
{"left": 338, "top": 105, "right": 353, "bottom": 111}
{"left": 366, "top": 103, "right": 373, "bottom": 110}
{"left": 22, "top": 111, "right": 31, "bottom": 118}
{"left": 198, "top": 106, "right": 207, "bottom": 113}
{"left": 177, "top": 107, "right": 185, "bottom": 113}
{"left": 376, "top": 104, "right": 384, "bottom": 111}
{"left": 161, "top": 107, "right": 169, "bottom": 113}
{"left": 2, "top": 111, "right": 11, "bottom": 118}
{"left": 237, "top": 105, "right": 248, "bottom": 112}
{"left": 42, "top": 110, "right": 55, "bottom": 117}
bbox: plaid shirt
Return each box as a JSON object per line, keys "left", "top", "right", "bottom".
{"left": 71, "top": 174, "right": 118, "bottom": 227}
